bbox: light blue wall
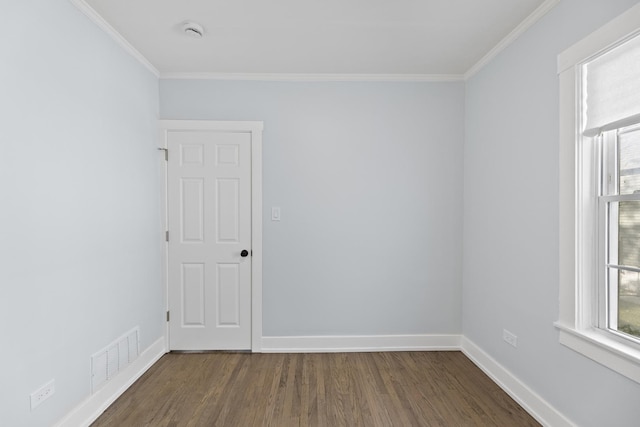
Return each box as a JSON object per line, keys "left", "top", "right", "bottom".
{"left": 7, "top": 0, "right": 640, "bottom": 425}
{"left": 463, "top": 0, "right": 640, "bottom": 426}
{"left": 161, "top": 80, "right": 465, "bottom": 336}
{"left": 0, "top": 1, "right": 163, "bottom": 426}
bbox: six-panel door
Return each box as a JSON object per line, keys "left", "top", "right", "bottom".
{"left": 167, "top": 130, "right": 251, "bottom": 350}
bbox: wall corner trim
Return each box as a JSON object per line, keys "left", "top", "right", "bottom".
{"left": 54, "top": 337, "right": 167, "bottom": 427}
{"left": 68, "top": 0, "right": 160, "bottom": 77}
{"left": 464, "top": 0, "right": 561, "bottom": 79}
{"left": 461, "top": 337, "right": 575, "bottom": 427}
{"left": 260, "top": 334, "right": 462, "bottom": 353}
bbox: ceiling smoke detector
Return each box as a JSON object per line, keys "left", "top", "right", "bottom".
{"left": 183, "top": 22, "right": 204, "bottom": 38}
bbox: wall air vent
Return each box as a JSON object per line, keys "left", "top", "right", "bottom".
{"left": 90, "top": 327, "right": 140, "bottom": 393}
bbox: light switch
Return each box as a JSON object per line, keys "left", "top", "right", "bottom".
{"left": 271, "top": 207, "right": 281, "bottom": 221}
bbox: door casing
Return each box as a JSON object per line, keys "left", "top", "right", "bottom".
{"left": 160, "top": 120, "right": 263, "bottom": 352}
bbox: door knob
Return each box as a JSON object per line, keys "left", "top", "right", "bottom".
{"left": 241, "top": 250, "right": 249, "bottom": 257}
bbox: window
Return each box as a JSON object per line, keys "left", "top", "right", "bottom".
{"left": 599, "top": 125, "right": 640, "bottom": 342}
{"left": 557, "top": 2, "right": 640, "bottom": 384}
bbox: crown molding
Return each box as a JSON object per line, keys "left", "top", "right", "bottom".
{"left": 70, "top": 0, "right": 559, "bottom": 83}
{"left": 464, "top": 0, "right": 561, "bottom": 79}
{"left": 558, "top": 2, "right": 640, "bottom": 74}
{"left": 69, "top": 0, "right": 160, "bottom": 77}
{"left": 159, "top": 72, "right": 464, "bottom": 83}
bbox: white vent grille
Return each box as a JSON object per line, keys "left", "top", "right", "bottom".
{"left": 91, "top": 327, "right": 140, "bottom": 392}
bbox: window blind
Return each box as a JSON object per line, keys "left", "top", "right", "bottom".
{"left": 584, "top": 32, "right": 640, "bottom": 136}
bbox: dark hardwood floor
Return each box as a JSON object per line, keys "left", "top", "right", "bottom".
{"left": 91, "top": 351, "right": 539, "bottom": 427}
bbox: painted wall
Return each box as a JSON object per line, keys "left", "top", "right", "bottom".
{"left": 161, "top": 80, "right": 465, "bottom": 336}
{"left": 463, "top": 0, "right": 640, "bottom": 426}
{"left": 0, "top": 1, "right": 163, "bottom": 426}
{"left": 10, "top": 0, "right": 640, "bottom": 425}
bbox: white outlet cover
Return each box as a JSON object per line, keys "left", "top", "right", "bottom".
{"left": 503, "top": 329, "right": 518, "bottom": 348}
{"left": 30, "top": 379, "right": 55, "bottom": 410}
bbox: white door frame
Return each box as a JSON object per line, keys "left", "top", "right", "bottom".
{"left": 159, "top": 120, "right": 263, "bottom": 352}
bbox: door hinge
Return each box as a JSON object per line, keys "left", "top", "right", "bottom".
{"left": 158, "top": 147, "right": 168, "bottom": 161}
{"left": 166, "top": 311, "right": 170, "bottom": 322}
{"left": 165, "top": 231, "right": 169, "bottom": 242}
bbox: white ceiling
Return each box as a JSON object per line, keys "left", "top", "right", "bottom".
{"left": 80, "top": 0, "right": 553, "bottom": 78}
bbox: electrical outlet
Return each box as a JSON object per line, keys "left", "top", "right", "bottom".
{"left": 30, "top": 380, "right": 55, "bottom": 410}
{"left": 503, "top": 329, "right": 518, "bottom": 348}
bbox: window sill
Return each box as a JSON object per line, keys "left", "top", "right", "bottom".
{"left": 555, "top": 322, "right": 640, "bottom": 384}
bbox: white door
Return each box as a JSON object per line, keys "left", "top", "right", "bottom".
{"left": 167, "top": 129, "right": 252, "bottom": 350}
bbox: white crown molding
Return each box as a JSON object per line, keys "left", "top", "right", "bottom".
{"left": 557, "top": 2, "right": 640, "bottom": 74}
{"left": 68, "top": 0, "right": 160, "bottom": 77}
{"left": 159, "top": 72, "right": 464, "bottom": 83}
{"left": 69, "top": 0, "right": 559, "bottom": 82}
{"left": 464, "top": 0, "right": 561, "bottom": 79}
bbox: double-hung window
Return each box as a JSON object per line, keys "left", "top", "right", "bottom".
{"left": 557, "top": 3, "right": 640, "bottom": 384}
{"left": 599, "top": 125, "right": 640, "bottom": 342}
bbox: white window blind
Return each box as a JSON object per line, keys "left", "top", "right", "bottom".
{"left": 584, "top": 32, "right": 640, "bottom": 136}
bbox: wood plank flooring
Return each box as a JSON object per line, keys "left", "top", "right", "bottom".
{"left": 91, "top": 351, "right": 539, "bottom": 427}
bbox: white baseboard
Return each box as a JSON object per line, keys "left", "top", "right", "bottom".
{"left": 54, "top": 334, "right": 573, "bottom": 427}
{"left": 261, "top": 334, "right": 462, "bottom": 353}
{"left": 55, "top": 337, "right": 167, "bottom": 427}
{"left": 460, "top": 337, "right": 575, "bottom": 427}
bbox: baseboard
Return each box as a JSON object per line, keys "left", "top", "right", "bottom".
{"left": 53, "top": 334, "right": 572, "bottom": 427}
{"left": 54, "top": 337, "right": 167, "bottom": 427}
{"left": 261, "top": 334, "right": 462, "bottom": 353}
{"left": 460, "top": 337, "right": 575, "bottom": 427}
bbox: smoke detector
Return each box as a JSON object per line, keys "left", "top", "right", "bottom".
{"left": 183, "top": 22, "right": 204, "bottom": 38}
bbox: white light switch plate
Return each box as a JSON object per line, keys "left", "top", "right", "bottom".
{"left": 271, "top": 207, "right": 281, "bottom": 221}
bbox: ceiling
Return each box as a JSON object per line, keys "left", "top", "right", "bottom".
{"left": 80, "top": 0, "right": 553, "bottom": 78}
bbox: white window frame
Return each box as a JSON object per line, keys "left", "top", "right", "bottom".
{"left": 557, "top": 2, "right": 640, "bottom": 384}
{"left": 598, "top": 126, "right": 640, "bottom": 340}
